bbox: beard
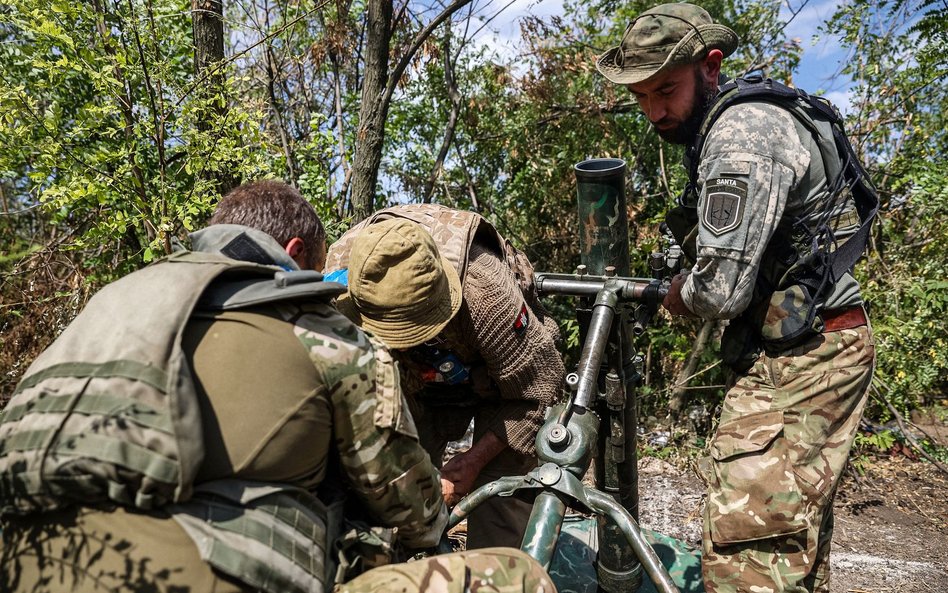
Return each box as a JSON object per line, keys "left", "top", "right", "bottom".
{"left": 656, "top": 75, "right": 718, "bottom": 145}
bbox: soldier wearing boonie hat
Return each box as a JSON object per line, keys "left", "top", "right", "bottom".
{"left": 337, "top": 218, "right": 463, "bottom": 349}
{"left": 596, "top": 3, "right": 737, "bottom": 86}
{"left": 326, "top": 206, "right": 565, "bottom": 552}
{"left": 596, "top": 4, "right": 875, "bottom": 592}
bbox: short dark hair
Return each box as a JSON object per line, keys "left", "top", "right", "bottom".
{"left": 210, "top": 180, "right": 326, "bottom": 269}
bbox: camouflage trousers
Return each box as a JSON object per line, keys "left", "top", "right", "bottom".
{"left": 702, "top": 324, "right": 875, "bottom": 593}
{"left": 335, "top": 547, "right": 555, "bottom": 593}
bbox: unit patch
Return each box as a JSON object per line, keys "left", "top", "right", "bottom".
{"left": 703, "top": 177, "right": 747, "bottom": 236}
{"left": 513, "top": 304, "right": 529, "bottom": 334}
{"left": 221, "top": 232, "right": 274, "bottom": 265}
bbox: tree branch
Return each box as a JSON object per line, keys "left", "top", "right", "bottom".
{"left": 871, "top": 383, "right": 948, "bottom": 478}
{"left": 381, "top": 0, "right": 472, "bottom": 109}
{"left": 423, "top": 29, "right": 462, "bottom": 203}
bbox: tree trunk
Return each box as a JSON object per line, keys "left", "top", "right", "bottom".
{"left": 349, "top": 0, "right": 473, "bottom": 221}
{"left": 192, "top": 0, "right": 225, "bottom": 89}
{"left": 191, "top": 0, "right": 236, "bottom": 194}
{"left": 349, "top": 0, "right": 392, "bottom": 222}
{"left": 668, "top": 319, "right": 715, "bottom": 422}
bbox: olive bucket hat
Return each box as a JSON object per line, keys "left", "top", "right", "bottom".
{"left": 596, "top": 3, "right": 738, "bottom": 85}
{"left": 336, "top": 218, "right": 463, "bottom": 349}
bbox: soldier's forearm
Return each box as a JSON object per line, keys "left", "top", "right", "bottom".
{"left": 464, "top": 429, "right": 507, "bottom": 473}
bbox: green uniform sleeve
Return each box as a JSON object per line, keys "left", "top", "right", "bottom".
{"left": 291, "top": 308, "right": 448, "bottom": 548}
{"left": 681, "top": 102, "right": 810, "bottom": 319}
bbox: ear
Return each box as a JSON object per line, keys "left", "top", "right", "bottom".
{"left": 701, "top": 49, "right": 724, "bottom": 84}
{"left": 283, "top": 236, "right": 306, "bottom": 267}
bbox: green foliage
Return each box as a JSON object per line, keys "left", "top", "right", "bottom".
{"left": 296, "top": 113, "right": 350, "bottom": 242}
{"left": 850, "top": 429, "right": 898, "bottom": 473}
{"left": 854, "top": 429, "right": 897, "bottom": 453}
{"left": 0, "top": 0, "right": 282, "bottom": 277}
{"left": 2, "top": 0, "right": 944, "bottom": 423}
{"left": 822, "top": 0, "right": 948, "bottom": 415}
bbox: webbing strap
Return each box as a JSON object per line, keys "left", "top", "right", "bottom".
{"left": 690, "top": 75, "right": 880, "bottom": 297}
{"left": 32, "top": 433, "right": 179, "bottom": 484}
{"left": 1, "top": 392, "right": 173, "bottom": 433}
{"left": 14, "top": 360, "right": 169, "bottom": 395}
{"left": 171, "top": 487, "right": 332, "bottom": 593}
{"left": 0, "top": 429, "right": 55, "bottom": 454}
{"left": 205, "top": 505, "right": 324, "bottom": 574}
{"left": 0, "top": 431, "right": 177, "bottom": 491}
{"left": 58, "top": 433, "right": 178, "bottom": 483}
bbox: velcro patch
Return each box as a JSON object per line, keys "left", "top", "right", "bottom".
{"left": 513, "top": 304, "right": 529, "bottom": 334}
{"left": 703, "top": 177, "right": 747, "bottom": 236}
{"left": 220, "top": 233, "right": 273, "bottom": 265}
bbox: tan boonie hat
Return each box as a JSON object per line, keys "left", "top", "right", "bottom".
{"left": 337, "top": 218, "right": 463, "bottom": 349}
{"left": 596, "top": 3, "right": 738, "bottom": 86}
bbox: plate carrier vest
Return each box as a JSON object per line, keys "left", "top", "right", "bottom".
{"left": 0, "top": 249, "right": 346, "bottom": 593}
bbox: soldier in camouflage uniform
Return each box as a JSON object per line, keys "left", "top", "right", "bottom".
{"left": 324, "top": 206, "right": 565, "bottom": 551}
{"left": 596, "top": 5, "right": 875, "bottom": 592}
{"left": 0, "top": 181, "right": 554, "bottom": 593}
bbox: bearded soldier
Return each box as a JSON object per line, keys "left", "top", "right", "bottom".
{"left": 596, "top": 4, "right": 876, "bottom": 592}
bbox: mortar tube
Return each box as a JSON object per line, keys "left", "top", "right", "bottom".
{"left": 575, "top": 157, "right": 641, "bottom": 591}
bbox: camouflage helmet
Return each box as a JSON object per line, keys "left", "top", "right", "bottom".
{"left": 596, "top": 3, "right": 738, "bottom": 85}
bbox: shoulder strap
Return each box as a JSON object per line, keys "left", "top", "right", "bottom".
{"left": 689, "top": 75, "right": 880, "bottom": 295}
{"left": 199, "top": 270, "right": 346, "bottom": 311}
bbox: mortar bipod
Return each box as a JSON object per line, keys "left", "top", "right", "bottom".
{"left": 446, "top": 273, "right": 677, "bottom": 593}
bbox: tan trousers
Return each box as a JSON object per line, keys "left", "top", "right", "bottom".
{"left": 702, "top": 325, "right": 875, "bottom": 592}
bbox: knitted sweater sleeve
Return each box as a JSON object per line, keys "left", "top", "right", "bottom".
{"left": 461, "top": 243, "right": 565, "bottom": 454}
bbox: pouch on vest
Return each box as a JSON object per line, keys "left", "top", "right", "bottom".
{"left": 759, "top": 284, "right": 825, "bottom": 352}
{"left": 171, "top": 478, "right": 342, "bottom": 593}
{"left": 333, "top": 519, "right": 399, "bottom": 584}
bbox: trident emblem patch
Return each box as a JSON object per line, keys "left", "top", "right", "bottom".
{"left": 703, "top": 177, "right": 747, "bottom": 235}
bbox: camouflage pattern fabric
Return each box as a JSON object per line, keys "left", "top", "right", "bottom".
{"left": 324, "top": 204, "right": 483, "bottom": 285}
{"left": 759, "top": 284, "right": 821, "bottom": 347}
{"left": 323, "top": 203, "right": 539, "bottom": 303}
{"left": 0, "top": 225, "right": 448, "bottom": 593}
{"left": 335, "top": 547, "right": 555, "bottom": 593}
{"left": 700, "top": 324, "right": 874, "bottom": 592}
{"left": 680, "top": 101, "right": 863, "bottom": 320}
{"left": 274, "top": 301, "right": 449, "bottom": 549}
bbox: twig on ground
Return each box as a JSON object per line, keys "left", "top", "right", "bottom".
{"left": 870, "top": 384, "right": 948, "bottom": 479}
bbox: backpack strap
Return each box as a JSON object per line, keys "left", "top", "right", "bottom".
{"left": 689, "top": 75, "right": 880, "bottom": 299}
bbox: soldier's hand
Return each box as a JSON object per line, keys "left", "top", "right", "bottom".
{"left": 440, "top": 451, "right": 480, "bottom": 507}
{"left": 662, "top": 272, "right": 698, "bottom": 318}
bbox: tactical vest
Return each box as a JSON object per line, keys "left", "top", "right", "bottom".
{"left": 668, "top": 76, "right": 879, "bottom": 363}
{"left": 324, "top": 204, "right": 539, "bottom": 302}
{"left": 0, "top": 249, "right": 346, "bottom": 593}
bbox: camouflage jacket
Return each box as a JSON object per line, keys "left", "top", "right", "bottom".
{"left": 679, "top": 99, "right": 863, "bottom": 320}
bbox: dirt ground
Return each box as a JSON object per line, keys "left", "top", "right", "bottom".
{"left": 449, "top": 415, "right": 948, "bottom": 592}
{"left": 637, "top": 453, "right": 948, "bottom": 593}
